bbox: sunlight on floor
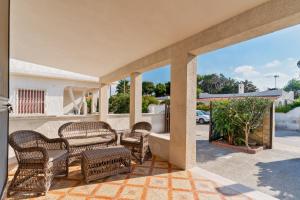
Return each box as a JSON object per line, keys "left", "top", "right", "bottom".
{"left": 7, "top": 157, "right": 251, "bottom": 200}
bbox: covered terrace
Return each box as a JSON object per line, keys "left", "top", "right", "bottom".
{"left": 1, "top": 0, "right": 300, "bottom": 199}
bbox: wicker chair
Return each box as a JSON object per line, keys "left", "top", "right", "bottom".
{"left": 58, "top": 121, "right": 118, "bottom": 164}
{"left": 8, "top": 130, "right": 69, "bottom": 197}
{"left": 120, "top": 121, "right": 152, "bottom": 164}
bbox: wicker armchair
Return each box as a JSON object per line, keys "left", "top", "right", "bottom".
{"left": 8, "top": 130, "right": 69, "bottom": 197}
{"left": 120, "top": 121, "right": 152, "bottom": 164}
{"left": 58, "top": 121, "right": 118, "bottom": 164}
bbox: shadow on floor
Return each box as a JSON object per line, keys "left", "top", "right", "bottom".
{"left": 196, "top": 139, "right": 237, "bottom": 163}
{"left": 275, "top": 129, "right": 300, "bottom": 137}
{"left": 216, "top": 183, "right": 254, "bottom": 196}
{"left": 256, "top": 158, "right": 300, "bottom": 200}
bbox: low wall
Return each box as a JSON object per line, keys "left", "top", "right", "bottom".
{"left": 276, "top": 107, "right": 300, "bottom": 131}
{"left": 149, "top": 133, "right": 170, "bottom": 161}
{"left": 106, "top": 113, "right": 165, "bottom": 133}
{"left": 8, "top": 113, "right": 165, "bottom": 158}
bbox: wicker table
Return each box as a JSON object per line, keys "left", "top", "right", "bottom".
{"left": 82, "top": 146, "right": 131, "bottom": 183}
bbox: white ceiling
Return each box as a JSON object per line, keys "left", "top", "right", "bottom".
{"left": 10, "top": 0, "right": 268, "bottom": 77}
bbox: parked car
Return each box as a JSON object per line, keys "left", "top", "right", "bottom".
{"left": 196, "top": 110, "right": 210, "bottom": 124}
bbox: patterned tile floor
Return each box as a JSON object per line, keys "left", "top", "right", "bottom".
{"left": 7, "top": 157, "right": 252, "bottom": 200}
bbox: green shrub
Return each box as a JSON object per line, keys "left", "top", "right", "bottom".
{"left": 212, "top": 100, "right": 236, "bottom": 144}
{"left": 142, "top": 96, "right": 159, "bottom": 113}
{"left": 109, "top": 94, "right": 159, "bottom": 114}
{"left": 230, "top": 97, "right": 271, "bottom": 148}
{"left": 160, "top": 99, "right": 170, "bottom": 105}
{"left": 275, "top": 98, "right": 300, "bottom": 113}
{"left": 109, "top": 93, "right": 130, "bottom": 113}
{"left": 196, "top": 102, "right": 210, "bottom": 111}
{"left": 212, "top": 97, "right": 271, "bottom": 147}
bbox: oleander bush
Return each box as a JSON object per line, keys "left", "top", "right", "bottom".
{"left": 212, "top": 97, "right": 271, "bottom": 148}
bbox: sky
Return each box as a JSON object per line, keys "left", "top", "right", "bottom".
{"left": 142, "top": 24, "right": 300, "bottom": 91}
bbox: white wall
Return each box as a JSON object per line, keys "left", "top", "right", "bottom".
{"left": 275, "top": 91, "right": 294, "bottom": 107}
{"left": 276, "top": 107, "right": 300, "bottom": 131}
{"left": 9, "top": 74, "right": 98, "bottom": 116}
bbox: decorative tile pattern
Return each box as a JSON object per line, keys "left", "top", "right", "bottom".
{"left": 7, "top": 157, "right": 252, "bottom": 200}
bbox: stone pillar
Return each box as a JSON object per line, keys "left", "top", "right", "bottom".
{"left": 99, "top": 79, "right": 108, "bottom": 122}
{"left": 130, "top": 72, "right": 142, "bottom": 127}
{"left": 91, "top": 90, "right": 98, "bottom": 113}
{"left": 170, "top": 51, "right": 197, "bottom": 169}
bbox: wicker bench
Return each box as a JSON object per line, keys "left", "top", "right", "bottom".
{"left": 82, "top": 146, "right": 131, "bottom": 183}
{"left": 58, "top": 121, "right": 118, "bottom": 164}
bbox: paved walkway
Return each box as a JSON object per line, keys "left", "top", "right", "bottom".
{"left": 196, "top": 125, "right": 300, "bottom": 200}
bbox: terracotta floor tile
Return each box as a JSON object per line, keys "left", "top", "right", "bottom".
{"left": 127, "top": 175, "right": 147, "bottom": 186}
{"left": 197, "top": 192, "right": 224, "bottom": 200}
{"left": 151, "top": 168, "right": 169, "bottom": 177}
{"left": 93, "top": 183, "right": 121, "bottom": 198}
{"left": 119, "top": 186, "right": 144, "bottom": 200}
{"left": 137, "top": 160, "right": 152, "bottom": 167}
{"left": 60, "top": 195, "right": 87, "bottom": 200}
{"left": 7, "top": 157, "right": 253, "bottom": 200}
{"left": 153, "top": 161, "right": 169, "bottom": 169}
{"left": 132, "top": 166, "right": 151, "bottom": 176}
{"left": 35, "top": 193, "right": 62, "bottom": 200}
{"left": 172, "top": 178, "right": 192, "bottom": 190}
{"left": 145, "top": 188, "right": 168, "bottom": 200}
{"left": 172, "top": 190, "right": 194, "bottom": 200}
{"left": 69, "top": 183, "right": 98, "bottom": 196}
{"left": 194, "top": 180, "right": 217, "bottom": 193}
{"left": 149, "top": 177, "right": 168, "bottom": 188}
{"left": 50, "top": 179, "right": 79, "bottom": 193}
{"left": 104, "top": 174, "right": 128, "bottom": 184}
{"left": 171, "top": 170, "right": 190, "bottom": 179}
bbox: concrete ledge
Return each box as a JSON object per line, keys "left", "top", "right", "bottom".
{"left": 149, "top": 133, "right": 170, "bottom": 161}
{"left": 212, "top": 141, "right": 263, "bottom": 154}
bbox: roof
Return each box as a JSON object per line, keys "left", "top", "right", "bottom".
{"left": 198, "top": 90, "right": 283, "bottom": 101}
{"left": 10, "top": 59, "right": 98, "bottom": 82}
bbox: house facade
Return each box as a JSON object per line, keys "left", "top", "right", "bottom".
{"left": 9, "top": 59, "right": 99, "bottom": 116}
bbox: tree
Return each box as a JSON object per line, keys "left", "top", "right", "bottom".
{"left": 220, "top": 77, "right": 238, "bottom": 94}
{"left": 197, "top": 74, "right": 258, "bottom": 94}
{"left": 284, "top": 79, "right": 300, "bottom": 97}
{"left": 142, "top": 96, "right": 159, "bottom": 113}
{"left": 165, "top": 82, "right": 171, "bottom": 96}
{"left": 241, "top": 80, "right": 258, "bottom": 93}
{"left": 142, "top": 81, "right": 155, "bottom": 96}
{"left": 116, "top": 80, "right": 130, "bottom": 94}
{"left": 230, "top": 97, "right": 271, "bottom": 148}
{"left": 155, "top": 83, "right": 166, "bottom": 97}
{"left": 197, "top": 74, "right": 226, "bottom": 94}
{"left": 109, "top": 93, "right": 130, "bottom": 113}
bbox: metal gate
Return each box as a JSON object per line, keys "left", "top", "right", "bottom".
{"left": 164, "top": 103, "right": 170, "bottom": 132}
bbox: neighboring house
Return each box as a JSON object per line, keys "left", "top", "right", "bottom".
{"left": 9, "top": 59, "right": 99, "bottom": 116}
{"left": 198, "top": 89, "right": 294, "bottom": 106}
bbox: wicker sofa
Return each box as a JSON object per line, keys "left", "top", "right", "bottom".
{"left": 58, "top": 121, "right": 117, "bottom": 164}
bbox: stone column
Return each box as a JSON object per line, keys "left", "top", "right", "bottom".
{"left": 170, "top": 51, "right": 197, "bottom": 169}
{"left": 91, "top": 90, "right": 98, "bottom": 113}
{"left": 130, "top": 72, "right": 142, "bottom": 127}
{"left": 99, "top": 79, "right": 108, "bottom": 122}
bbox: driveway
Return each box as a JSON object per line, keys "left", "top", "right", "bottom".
{"left": 196, "top": 125, "right": 300, "bottom": 200}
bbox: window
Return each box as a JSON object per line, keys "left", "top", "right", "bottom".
{"left": 17, "top": 89, "right": 45, "bottom": 114}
